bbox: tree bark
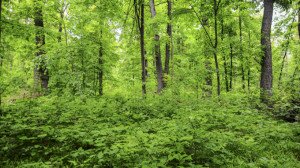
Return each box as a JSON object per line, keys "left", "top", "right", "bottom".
{"left": 98, "top": 30, "right": 103, "bottom": 96}
{"left": 134, "top": 0, "right": 147, "bottom": 95}
{"left": 230, "top": 43, "right": 233, "bottom": 90}
{"left": 239, "top": 12, "right": 245, "bottom": 90}
{"left": 58, "top": 8, "right": 63, "bottom": 43}
{"left": 213, "top": 0, "right": 221, "bottom": 96}
{"left": 260, "top": 0, "right": 274, "bottom": 104}
{"left": 221, "top": 16, "right": 229, "bottom": 92}
{"left": 164, "top": 0, "right": 172, "bottom": 75}
{"left": 150, "top": 0, "right": 164, "bottom": 93}
{"left": 0, "top": 0, "right": 3, "bottom": 111}
{"left": 34, "top": 0, "right": 49, "bottom": 91}
{"left": 247, "top": 31, "right": 251, "bottom": 91}
{"left": 298, "top": 5, "right": 300, "bottom": 39}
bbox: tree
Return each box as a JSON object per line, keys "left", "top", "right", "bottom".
{"left": 34, "top": 0, "right": 49, "bottom": 92}
{"left": 213, "top": 0, "right": 221, "bottom": 96}
{"left": 0, "top": 0, "right": 3, "bottom": 111}
{"left": 134, "top": 0, "right": 147, "bottom": 95}
{"left": 150, "top": 0, "right": 164, "bottom": 93}
{"left": 164, "top": 0, "right": 172, "bottom": 76}
{"left": 260, "top": 0, "right": 274, "bottom": 104}
{"left": 260, "top": 0, "right": 292, "bottom": 104}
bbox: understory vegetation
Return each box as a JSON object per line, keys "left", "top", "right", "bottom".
{"left": 1, "top": 93, "right": 299, "bottom": 167}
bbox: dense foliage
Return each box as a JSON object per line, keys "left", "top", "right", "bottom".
{"left": 0, "top": 0, "right": 299, "bottom": 167}
{"left": 1, "top": 94, "right": 299, "bottom": 167}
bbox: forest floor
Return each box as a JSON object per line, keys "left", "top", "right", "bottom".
{"left": 0, "top": 94, "right": 299, "bottom": 167}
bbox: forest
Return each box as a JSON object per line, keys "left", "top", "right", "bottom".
{"left": 0, "top": 0, "right": 300, "bottom": 167}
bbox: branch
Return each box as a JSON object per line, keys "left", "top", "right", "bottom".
{"left": 190, "top": 5, "right": 214, "bottom": 48}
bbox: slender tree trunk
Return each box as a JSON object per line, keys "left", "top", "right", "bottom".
{"left": 298, "top": 5, "right": 300, "bottom": 39}
{"left": 239, "top": 12, "right": 245, "bottom": 90}
{"left": 213, "top": 0, "right": 221, "bottom": 96}
{"left": 150, "top": 0, "right": 164, "bottom": 93}
{"left": 260, "top": 0, "right": 274, "bottom": 104}
{"left": 247, "top": 31, "right": 251, "bottom": 91}
{"left": 204, "top": 58, "right": 213, "bottom": 96}
{"left": 34, "top": 0, "right": 49, "bottom": 92}
{"left": 278, "top": 18, "right": 295, "bottom": 87}
{"left": 134, "top": 0, "right": 147, "bottom": 95}
{"left": 221, "top": 16, "right": 229, "bottom": 92}
{"left": 58, "top": 10, "right": 63, "bottom": 42}
{"left": 98, "top": 30, "right": 103, "bottom": 96}
{"left": 164, "top": 0, "right": 172, "bottom": 75}
{"left": 229, "top": 43, "right": 233, "bottom": 90}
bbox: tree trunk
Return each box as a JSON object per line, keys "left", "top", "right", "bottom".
{"left": 34, "top": 0, "right": 49, "bottom": 91}
{"left": 247, "top": 31, "right": 251, "bottom": 91}
{"left": 150, "top": 0, "right": 164, "bottom": 93}
{"left": 134, "top": 0, "right": 147, "bottom": 95}
{"left": 239, "top": 12, "right": 245, "bottom": 90}
{"left": 221, "top": 16, "right": 229, "bottom": 92}
{"left": 164, "top": 0, "right": 172, "bottom": 75}
{"left": 58, "top": 10, "right": 63, "bottom": 42}
{"left": 229, "top": 43, "right": 233, "bottom": 90}
{"left": 0, "top": 0, "right": 3, "bottom": 112}
{"left": 204, "top": 59, "right": 213, "bottom": 97}
{"left": 298, "top": 5, "right": 300, "bottom": 39}
{"left": 260, "top": 0, "right": 274, "bottom": 104}
{"left": 98, "top": 30, "right": 103, "bottom": 96}
{"left": 213, "top": 0, "right": 221, "bottom": 96}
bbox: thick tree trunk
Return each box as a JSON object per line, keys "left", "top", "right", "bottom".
{"left": 260, "top": 0, "right": 274, "bottom": 104}
{"left": 164, "top": 0, "right": 172, "bottom": 75}
{"left": 98, "top": 30, "right": 103, "bottom": 96}
{"left": 239, "top": 13, "right": 245, "bottom": 90}
{"left": 213, "top": 0, "right": 221, "bottom": 96}
{"left": 0, "top": 0, "right": 3, "bottom": 112}
{"left": 134, "top": 0, "right": 147, "bottom": 95}
{"left": 34, "top": 1, "right": 49, "bottom": 91}
{"left": 150, "top": 0, "right": 164, "bottom": 93}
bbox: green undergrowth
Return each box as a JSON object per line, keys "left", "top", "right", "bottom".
{"left": 0, "top": 94, "right": 299, "bottom": 167}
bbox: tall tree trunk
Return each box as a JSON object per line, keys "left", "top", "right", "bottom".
{"left": 247, "top": 31, "right": 251, "bottom": 91}
{"left": 229, "top": 43, "right": 233, "bottom": 90}
{"left": 34, "top": 0, "right": 49, "bottom": 91}
{"left": 239, "top": 12, "right": 245, "bottom": 90}
{"left": 134, "top": 0, "right": 147, "bottom": 95}
{"left": 298, "top": 5, "right": 300, "bottom": 39}
{"left": 221, "top": 16, "right": 229, "bottom": 92}
{"left": 150, "top": 0, "right": 164, "bottom": 93}
{"left": 164, "top": 0, "right": 172, "bottom": 75}
{"left": 98, "top": 30, "right": 103, "bottom": 96}
{"left": 0, "top": 0, "right": 3, "bottom": 112}
{"left": 278, "top": 18, "right": 295, "bottom": 88}
{"left": 260, "top": 0, "right": 274, "bottom": 104}
{"left": 213, "top": 0, "right": 221, "bottom": 96}
{"left": 58, "top": 10, "right": 63, "bottom": 42}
